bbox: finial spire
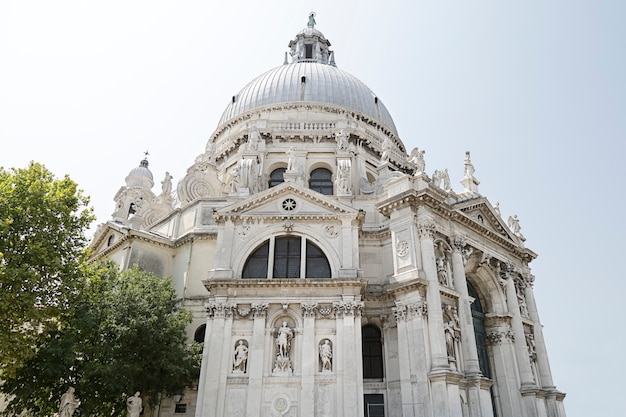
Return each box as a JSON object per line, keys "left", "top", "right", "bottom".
{"left": 307, "top": 11, "right": 316, "bottom": 28}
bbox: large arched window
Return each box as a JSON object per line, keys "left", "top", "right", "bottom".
{"left": 468, "top": 281, "right": 491, "bottom": 378}
{"left": 362, "top": 325, "right": 384, "bottom": 379}
{"left": 269, "top": 168, "right": 286, "bottom": 188}
{"left": 309, "top": 168, "right": 333, "bottom": 195}
{"left": 242, "top": 236, "right": 331, "bottom": 279}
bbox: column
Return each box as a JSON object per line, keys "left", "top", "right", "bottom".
{"left": 524, "top": 276, "right": 560, "bottom": 417}
{"left": 393, "top": 305, "right": 418, "bottom": 416}
{"left": 417, "top": 221, "right": 448, "bottom": 369}
{"left": 503, "top": 272, "right": 538, "bottom": 417}
{"left": 487, "top": 327, "right": 523, "bottom": 417}
{"left": 215, "top": 307, "right": 235, "bottom": 416}
{"left": 195, "top": 307, "right": 214, "bottom": 417}
{"left": 300, "top": 303, "right": 317, "bottom": 417}
{"left": 335, "top": 301, "right": 363, "bottom": 417}
{"left": 201, "top": 302, "right": 230, "bottom": 416}
{"left": 417, "top": 220, "right": 450, "bottom": 417}
{"left": 246, "top": 303, "right": 268, "bottom": 417}
{"left": 403, "top": 301, "right": 432, "bottom": 416}
{"left": 450, "top": 236, "right": 484, "bottom": 416}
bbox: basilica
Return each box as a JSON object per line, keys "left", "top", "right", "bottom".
{"left": 90, "top": 14, "right": 566, "bottom": 417}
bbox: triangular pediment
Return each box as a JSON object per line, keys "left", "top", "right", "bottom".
{"left": 454, "top": 198, "right": 515, "bottom": 241}
{"left": 215, "top": 182, "right": 361, "bottom": 221}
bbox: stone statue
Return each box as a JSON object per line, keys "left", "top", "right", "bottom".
{"left": 287, "top": 147, "right": 297, "bottom": 171}
{"left": 335, "top": 129, "right": 349, "bottom": 151}
{"left": 436, "top": 256, "right": 448, "bottom": 286}
{"left": 232, "top": 340, "right": 249, "bottom": 373}
{"left": 161, "top": 172, "right": 173, "bottom": 196}
{"left": 444, "top": 321, "right": 457, "bottom": 360}
{"left": 229, "top": 167, "right": 239, "bottom": 193}
{"left": 464, "top": 151, "right": 475, "bottom": 179}
{"left": 276, "top": 321, "right": 293, "bottom": 358}
{"left": 441, "top": 169, "right": 451, "bottom": 191}
{"left": 126, "top": 391, "right": 143, "bottom": 417}
{"left": 494, "top": 202, "right": 501, "bottom": 216}
{"left": 319, "top": 339, "right": 333, "bottom": 372}
{"left": 380, "top": 137, "right": 392, "bottom": 163}
{"left": 507, "top": 214, "right": 524, "bottom": 238}
{"left": 59, "top": 387, "right": 80, "bottom": 417}
{"left": 409, "top": 147, "right": 426, "bottom": 174}
{"left": 248, "top": 130, "right": 260, "bottom": 150}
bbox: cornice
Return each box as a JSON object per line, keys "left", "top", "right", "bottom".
{"left": 203, "top": 278, "right": 368, "bottom": 292}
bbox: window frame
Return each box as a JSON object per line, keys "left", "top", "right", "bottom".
{"left": 242, "top": 236, "right": 331, "bottom": 279}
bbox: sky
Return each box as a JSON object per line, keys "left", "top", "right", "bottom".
{"left": 1, "top": 1, "right": 624, "bottom": 416}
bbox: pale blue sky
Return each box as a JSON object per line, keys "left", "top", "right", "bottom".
{"left": 1, "top": 2, "right": 624, "bottom": 416}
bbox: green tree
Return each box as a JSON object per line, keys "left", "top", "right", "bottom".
{"left": 1, "top": 262, "right": 201, "bottom": 417}
{"left": 0, "top": 162, "right": 93, "bottom": 377}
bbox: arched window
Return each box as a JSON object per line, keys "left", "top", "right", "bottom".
{"left": 362, "top": 325, "right": 384, "bottom": 379}
{"left": 467, "top": 281, "right": 491, "bottom": 378}
{"left": 269, "top": 168, "right": 286, "bottom": 188}
{"left": 242, "top": 236, "right": 331, "bottom": 279}
{"left": 194, "top": 324, "right": 206, "bottom": 344}
{"left": 309, "top": 168, "right": 333, "bottom": 195}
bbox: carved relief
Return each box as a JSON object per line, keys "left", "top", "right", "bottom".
{"left": 417, "top": 221, "right": 436, "bottom": 239}
{"left": 396, "top": 240, "right": 409, "bottom": 257}
{"left": 323, "top": 224, "right": 339, "bottom": 238}
{"left": 252, "top": 303, "right": 269, "bottom": 318}
{"left": 207, "top": 303, "right": 235, "bottom": 318}
{"left": 333, "top": 301, "right": 364, "bottom": 318}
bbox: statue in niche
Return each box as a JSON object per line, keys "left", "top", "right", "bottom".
{"left": 232, "top": 340, "right": 249, "bottom": 373}
{"left": 408, "top": 147, "right": 426, "bottom": 174}
{"left": 276, "top": 321, "right": 293, "bottom": 359}
{"left": 59, "top": 387, "right": 81, "bottom": 417}
{"left": 444, "top": 320, "right": 458, "bottom": 361}
{"left": 229, "top": 167, "right": 239, "bottom": 193}
{"left": 161, "top": 172, "right": 173, "bottom": 196}
{"left": 436, "top": 256, "right": 449, "bottom": 286}
{"left": 319, "top": 339, "right": 333, "bottom": 372}
{"left": 517, "top": 290, "right": 529, "bottom": 318}
{"left": 273, "top": 321, "right": 294, "bottom": 374}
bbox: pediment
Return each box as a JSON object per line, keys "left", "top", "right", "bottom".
{"left": 455, "top": 198, "right": 515, "bottom": 241}
{"left": 215, "top": 182, "right": 362, "bottom": 221}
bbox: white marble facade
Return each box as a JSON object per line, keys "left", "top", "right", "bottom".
{"left": 90, "top": 15, "right": 566, "bottom": 417}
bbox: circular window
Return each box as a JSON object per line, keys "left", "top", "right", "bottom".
{"left": 282, "top": 198, "right": 297, "bottom": 211}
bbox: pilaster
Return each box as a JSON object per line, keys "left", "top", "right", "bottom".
{"left": 245, "top": 303, "right": 268, "bottom": 417}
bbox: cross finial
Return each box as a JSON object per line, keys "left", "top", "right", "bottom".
{"left": 143, "top": 150, "right": 150, "bottom": 159}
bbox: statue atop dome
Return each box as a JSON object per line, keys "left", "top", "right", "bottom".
{"left": 307, "top": 12, "right": 316, "bottom": 28}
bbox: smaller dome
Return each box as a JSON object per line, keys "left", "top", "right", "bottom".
{"left": 128, "top": 158, "right": 153, "bottom": 180}
{"left": 125, "top": 158, "right": 154, "bottom": 189}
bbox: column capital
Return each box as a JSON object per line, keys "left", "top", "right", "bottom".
{"left": 207, "top": 302, "right": 235, "bottom": 318}
{"left": 417, "top": 220, "right": 436, "bottom": 239}
{"left": 333, "top": 301, "right": 364, "bottom": 317}
{"left": 450, "top": 234, "right": 467, "bottom": 252}
{"left": 301, "top": 302, "right": 318, "bottom": 318}
{"left": 392, "top": 304, "right": 407, "bottom": 322}
{"left": 252, "top": 303, "right": 269, "bottom": 318}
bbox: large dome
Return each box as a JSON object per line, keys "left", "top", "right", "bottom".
{"left": 217, "top": 26, "right": 399, "bottom": 137}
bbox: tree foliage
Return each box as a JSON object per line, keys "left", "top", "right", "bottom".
{"left": 1, "top": 262, "right": 201, "bottom": 417}
{"left": 0, "top": 162, "right": 94, "bottom": 377}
